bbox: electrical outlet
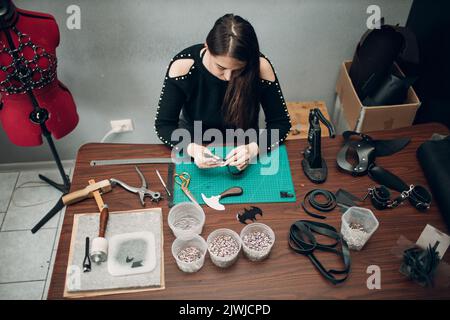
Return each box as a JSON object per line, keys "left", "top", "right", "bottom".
{"left": 110, "top": 119, "right": 134, "bottom": 132}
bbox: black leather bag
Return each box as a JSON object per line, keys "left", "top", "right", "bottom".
{"left": 349, "top": 23, "right": 418, "bottom": 102}
{"left": 349, "top": 25, "right": 405, "bottom": 101}
{"left": 362, "top": 72, "right": 417, "bottom": 106}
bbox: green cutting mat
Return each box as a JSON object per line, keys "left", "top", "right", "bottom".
{"left": 173, "top": 145, "right": 296, "bottom": 205}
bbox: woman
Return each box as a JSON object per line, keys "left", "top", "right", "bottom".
{"left": 154, "top": 14, "right": 291, "bottom": 171}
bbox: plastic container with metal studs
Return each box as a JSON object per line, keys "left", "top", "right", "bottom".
{"left": 168, "top": 202, "right": 205, "bottom": 238}
{"left": 240, "top": 223, "right": 275, "bottom": 261}
{"left": 341, "top": 206, "right": 379, "bottom": 251}
{"left": 207, "top": 228, "right": 242, "bottom": 268}
{"left": 171, "top": 234, "right": 207, "bottom": 273}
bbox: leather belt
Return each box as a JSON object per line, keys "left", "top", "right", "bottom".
{"left": 289, "top": 220, "right": 351, "bottom": 285}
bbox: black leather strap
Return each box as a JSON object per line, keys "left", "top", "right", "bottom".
{"left": 289, "top": 220, "right": 351, "bottom": 285}
{"left": 301, "top": 189, "right": 337, "bottom": 219}
{"left": 369, "top": 185, "right": 391, "bottom": 210}
{"left": 337, "top": 131, "right": 410, "bottom": 176}
{"left": 409, "top": 185, "right": 432, "bottom": 211}
{"left": 368, "top": 165, "right": 432, "bottom": 211}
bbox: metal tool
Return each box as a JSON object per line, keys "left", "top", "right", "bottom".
{"left": 174, "top": 172, "right": 200, "bottom": 207}
{"left": 156, "top": 169, "right": 171, "bottom": 197}
{"left": 202, "top": 147, "right": 245, "bottom": 175}
{"left": 89, "top": 179, "right": 110, "bottom": 264}
{"left": 83, "top": 237, "right": 91, "bottom": 272}
{"left": 302, "top": 108, "right": 336, "bottom": 184}
{"left": 201, "top": 187, "right": 243, "bottom": 211}
{"left": 203, "top": 147, "right": 225, "bottom": 164}
{"left": 110, "top": 166, "right": 162, "bottom": 206}
{"left": 90, "top": 158, "right": 174, "bottom": 167}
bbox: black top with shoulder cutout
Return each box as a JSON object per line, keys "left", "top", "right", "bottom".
{"left": 154, "top": 43, "right": 292, "bottom": 154}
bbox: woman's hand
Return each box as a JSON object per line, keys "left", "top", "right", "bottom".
{"left": 187, "top": 143, "right": 224, "bottom": 169}
{"left": 223, "top": 142, "right": 259, "bottom": 171}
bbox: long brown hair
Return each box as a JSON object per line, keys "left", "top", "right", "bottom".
{"left": 206, "top": 14, "right": 260, "bottom": 129}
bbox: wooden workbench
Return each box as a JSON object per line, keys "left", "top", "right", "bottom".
{"left": 48, "top": 123, "right": 450, "bottom": 299}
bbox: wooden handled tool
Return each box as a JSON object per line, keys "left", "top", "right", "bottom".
{"left": 98, "top": 205, "right": 109, "bottom": 238}
{"left": 31, "top": 179, "right": 112, "bottom": 234}
{"left": 62, "top": 179, "right": 112, "bottom": 206}
{"left": 89, "top": 179, "right": 110, "bottom": 264}
{"left": 201, "top": 186, "right": 244, "bottom": 211}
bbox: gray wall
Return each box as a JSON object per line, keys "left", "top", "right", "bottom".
{"left": 0, "top": 0, "right": 412, "bottom": 163}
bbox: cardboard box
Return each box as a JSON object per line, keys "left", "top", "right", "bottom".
{"left": 335, "top": 60, "right": 421, "bottom": 132}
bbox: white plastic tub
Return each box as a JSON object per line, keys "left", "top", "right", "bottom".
{"left": 168, "top": 202, "right": 205, "bottom": 238}
{"left": 341, "top": 206, "right": 379, "bottom": 251}
{"left": 240, "top": 223, "right": 275, "bottom": 261}
{"left": 207, "top": 228, "right": 242, "bottom": 268}
{"left": 171, "top": 234, "right": 207, "bottom": 273}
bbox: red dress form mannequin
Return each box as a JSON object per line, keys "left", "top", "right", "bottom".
{"left": 0, "top": 3, "right": 78, "bottom": 146}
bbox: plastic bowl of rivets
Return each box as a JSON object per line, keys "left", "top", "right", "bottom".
{"left": 171, "top": 234, "right": 208, "bottom": 273}
{"left": 207, "top": 228, "right": 242, "bottom": 268}
{"left": 240, "top": 223, "right": 275, "bottom": 261}
{"left": 341, "top": 206, "right": 379, "bottom": 251}
{"left": 168, "top": 202, "right": 205, "bottom": 238}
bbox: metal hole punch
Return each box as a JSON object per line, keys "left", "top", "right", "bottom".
{"left": 110, "top": 166, "right": 162, "bottom": 206}
{"left": 83, "top": 237, "right": 91, "bottom": 272}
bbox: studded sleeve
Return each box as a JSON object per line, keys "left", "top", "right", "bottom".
{"left": 257, "top": 58, "right": 292, "bottom": 154}
{"left": 154, "top": 54, "right": 195, "bottom": 150}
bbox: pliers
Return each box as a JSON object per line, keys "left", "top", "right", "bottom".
{"left": 110, "top": 166, "right": 162, "bottom": 206}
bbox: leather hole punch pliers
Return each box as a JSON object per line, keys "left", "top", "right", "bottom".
{"left": 110, "top": 166, "right": 162, "bottom": 206}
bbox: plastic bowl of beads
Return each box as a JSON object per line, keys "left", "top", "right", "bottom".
{"left": 171, "top": 234, "right": 208, "bottom": 273}
{"left": 240, "top": 223, "right": 275, "bottom": 261}
{"left": 207, "top": 228, "right": 242, "bottom": 268}
{"left": 168, "top": 202, "right": 205, "bottom": 238}
{"left": 341, "top": 206, "right": 379, "bottom": 251}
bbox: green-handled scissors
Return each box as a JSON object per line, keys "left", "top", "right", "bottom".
{"left": 174, "top": 172, "right": 199, "bottom": 206}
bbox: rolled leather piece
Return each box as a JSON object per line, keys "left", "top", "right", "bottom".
{"left": 417, "top": 136, "right": 450, "bottom": 230}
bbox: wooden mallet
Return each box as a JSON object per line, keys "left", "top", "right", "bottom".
{"left": 88, "top": 179, "right": 110, "bottom": 264}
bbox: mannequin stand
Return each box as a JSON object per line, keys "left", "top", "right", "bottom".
{"left": 0, "top": 14, "right": 71, "bottom": 233}
{"left": 26, "top": 78, "right": 71, "bottom": 234}
{"left": 31, "top": 123, "right": 71, "bottom": 234}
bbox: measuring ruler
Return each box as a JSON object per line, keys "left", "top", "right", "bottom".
{"left": 90, "top": 158, "right": 175, "bottom": 167}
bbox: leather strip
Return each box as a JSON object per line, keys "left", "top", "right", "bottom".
{"left": 301, "top": 189, "right": 337, "bottom": 219}
{"left": 289, "top": 220, "right": 351, "bottom": 285}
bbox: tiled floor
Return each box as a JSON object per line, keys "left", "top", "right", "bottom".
{"left": 0, "top": 168, "right": 72, "bottom": 300}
